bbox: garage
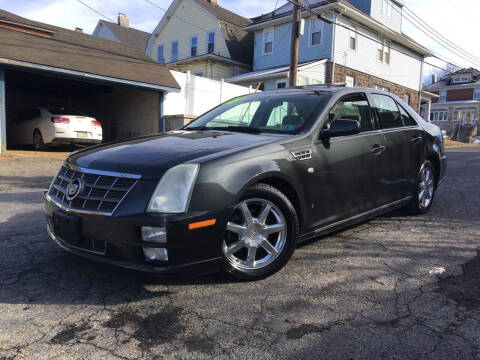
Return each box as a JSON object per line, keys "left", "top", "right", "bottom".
{"left": 0, "top": 9, "right": 179, "bottom": 153}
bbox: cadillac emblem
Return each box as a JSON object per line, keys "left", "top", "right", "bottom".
{"left": 65, "top": 179, "right": 83, "bottom": 201}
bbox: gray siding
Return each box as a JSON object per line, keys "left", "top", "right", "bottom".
{"left": 93, "top": 23, "right": 119, "bottom": 42}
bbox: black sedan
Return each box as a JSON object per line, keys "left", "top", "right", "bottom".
{"left": 44, "top": 87, "right": 446, "bottom": 280}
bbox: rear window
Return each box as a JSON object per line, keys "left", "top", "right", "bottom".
{"left": 48, "top": 108, "right": 87, "bottom": 116}
{"left": 371, "top": 94, "right": 403, "bottom": 129}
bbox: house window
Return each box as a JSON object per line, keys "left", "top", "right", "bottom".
{"left": 377, "top": 36, "right": 390, "bottom": 64}
{"left": 473, "top": 88, "right": 480, "bottom": 99}
{"left": 452, "top": 75, "right": 471, "bottom": 83}
{"left": 310, "top": 18, "right": 323, "bottom": 46}
{"left": 430, "top": 110, "right": 448, "bottom": 121}
{"left": 157, "top": 45, "right": 164, "bottom": 64}
{"left": 403, "top": 94, "right": 410, "bottom": 104}
{"left": 374, "top": 84, "right": 389, "bottom": 92}
{"left": 190, "top": 36, "right": 198, "bottom": 57}
{"left": 349, "top": 25, "right": 357, "bottom": 50}
{"left": 345, "top": 76, "right": 355, "bottom": 87}
{"left": 439, "top": 90, "right": 446, "bottom": 102}
{"left": 263, "top": 27, "right": 274, "bottom": 54}
{"left": 276, "top": 80, "right": 287, "bottom": 89}
{"left": 382, "top": 0, "right": 392, "bottom": 17}
{"left": 171, "top": 41, "right": 178, "bottom": 62}
{"left": 207, "top": 31, "right": 215, "bottom": 54}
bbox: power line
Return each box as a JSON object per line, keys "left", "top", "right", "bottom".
{"left": 75, "top": 0, "right": 114, "bottom": 23}
{"left": 401, "top": 7, "right": 480, "bottom": 68}
{"left": 286, "top": 0, "right": 467, "bottom": 75}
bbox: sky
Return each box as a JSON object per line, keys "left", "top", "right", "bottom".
{"left": 1, "top": 0, "right": 480, "bottom": 76}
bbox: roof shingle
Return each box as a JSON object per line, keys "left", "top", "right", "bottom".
{"left": 0, "top": 10, "right": 179, "bottom": 90}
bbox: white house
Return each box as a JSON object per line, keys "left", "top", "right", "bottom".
{"left": 145, "top": 0, "right": 253, "bottom": 80}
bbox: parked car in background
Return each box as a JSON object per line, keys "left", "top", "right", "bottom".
{"left": 44, "top": 87, "right": 446, "bottom": 280}
{"left": 10, "top": 108, "right": 102, "bottom": 150}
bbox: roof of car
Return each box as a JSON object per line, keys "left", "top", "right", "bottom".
{"left": 247, "top": 86, "right": 393, "bottom": 97}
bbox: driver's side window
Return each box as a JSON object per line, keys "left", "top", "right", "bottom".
{"left": 328, "top": 93, "right": 374, "bottom": 133}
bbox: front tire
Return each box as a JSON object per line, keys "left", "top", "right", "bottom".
{"left": 407, "top": 160, "right": 436, "bottom": 215}
{"left": 221, "top": 183, "right": 299, "bottom": 280}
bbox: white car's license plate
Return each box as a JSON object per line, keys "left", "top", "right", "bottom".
{"left": 77, "top": 132, "right": 88, "bottom": 138}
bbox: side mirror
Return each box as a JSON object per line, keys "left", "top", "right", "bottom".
{"left": 320, "top": 119, "right": 360, "bottom": 140}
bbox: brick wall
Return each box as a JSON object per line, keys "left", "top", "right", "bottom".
{"left": 326, "top": 62, "right": 420, "bottom": 112}
{"left": 447, "top": 88, "right": 474, "bottom": 101}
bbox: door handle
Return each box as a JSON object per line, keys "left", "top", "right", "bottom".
{"left": 411, "top": 136, "right": 422, "bottom": 144}
{"left": 371, "top": 145, "right": 386, "bottom": 155}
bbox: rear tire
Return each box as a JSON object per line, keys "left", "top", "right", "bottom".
{"left": 407, "top": 160, "right": 436, "bottom": 215}
{"left": 221, "top": 183, "right": 299, "bottom": 280}
{"left": 33, "top": 130, "right": 47, "bottom": 151}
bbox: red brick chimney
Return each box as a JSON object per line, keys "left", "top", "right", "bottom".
{"left": 207, "top": 0, "right": 218, "bottom": 6}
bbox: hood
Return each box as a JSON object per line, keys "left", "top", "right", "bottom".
{"left": 67, "top": 130, "right": 285, "bottom": 179}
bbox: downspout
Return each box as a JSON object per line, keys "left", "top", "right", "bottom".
{"left": 418, "top": 59, "right": 424, "bottom": 113}
{"left": 330, "top": 8, "right": 346, "bottom": 84}
{"left": 0, "top": 66, "right": 5, "bottom": 154}
{"left": 331, "top": 10, "right": 337, "bottom": 84}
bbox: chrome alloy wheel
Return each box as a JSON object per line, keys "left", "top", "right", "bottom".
{"left": 222, "top": 198, "right": 287, "bottom": 270}
{"left": 418, "top": 165, "right": 434, "bottom": 209}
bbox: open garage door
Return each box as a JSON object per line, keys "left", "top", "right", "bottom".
{"left": 3, "top": 68, "right": 162, "bottom": 151}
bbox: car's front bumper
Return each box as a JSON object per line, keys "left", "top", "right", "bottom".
{"left": 43, "top": 191, "right": 225, "bottom": 275}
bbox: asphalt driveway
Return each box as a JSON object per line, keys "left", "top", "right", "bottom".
{"left": 0, "top": 147, "right": 479, "bottom": 359}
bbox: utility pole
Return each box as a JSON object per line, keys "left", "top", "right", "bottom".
{"left": 289, "top": 0, "right": 302, "bottom": 87}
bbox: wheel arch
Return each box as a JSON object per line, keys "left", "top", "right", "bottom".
{"left": 426, "top": 152, "right": 441, "bottom": 186}
{"left": 235, "top": 172, "right": 304, "bottom": 232}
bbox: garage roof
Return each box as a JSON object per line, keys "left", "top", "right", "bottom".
{"left": 0, "top": 10, "right": 180, "bottom": 92}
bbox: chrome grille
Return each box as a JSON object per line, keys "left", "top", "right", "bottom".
{"left": 47, "top": 166, "right": 138, "bottom": 215}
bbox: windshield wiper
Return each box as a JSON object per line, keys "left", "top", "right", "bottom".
{"left": 225, "top": 126, "right": 261, "bottom": 134}
{"left": 185, "top": 125, "right": 261, "bottom": 134}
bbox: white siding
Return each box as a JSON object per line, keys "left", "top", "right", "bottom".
{"left": 334, "top": 16, "right": 421, "bottom": 91}
{"left": 148, "top": 0, "right": 229, "bottom": 63}
{"left": 164, "top": 71, "right": 254, "bottom": 116}
{"left": 369, "top": 0, "right": 402, "bottom": 33}
{"left": 298, "top": 62, "right": 327, "bottom": 85}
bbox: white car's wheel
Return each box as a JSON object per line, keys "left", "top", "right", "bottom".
{"left": 33, "top": 131, "right": 47, "bottom": 151}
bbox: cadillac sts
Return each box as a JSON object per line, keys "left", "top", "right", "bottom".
{"left": 44, "top": 87, "right": 446, "bottom": 280}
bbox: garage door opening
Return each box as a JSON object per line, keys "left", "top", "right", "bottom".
{"left": 4, "top": 68, "right": 161, "bottom": 151}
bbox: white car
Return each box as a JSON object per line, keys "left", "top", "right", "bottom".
{"left": 10, "top": 108, "right": 103, "bottom": 150}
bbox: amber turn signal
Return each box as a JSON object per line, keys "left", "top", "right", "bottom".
{"left": 188, "top": 219, "right": 216, "bottom": 230}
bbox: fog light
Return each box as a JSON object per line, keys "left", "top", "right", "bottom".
{"left": 143, "top": 247, "right": 168, "bottom": 261}
{"left": 141, "top": 226, "right": 167, "bottom": 244}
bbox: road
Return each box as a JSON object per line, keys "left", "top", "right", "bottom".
{"left": 1, "top": 146, "right": 479, "bottom": 359}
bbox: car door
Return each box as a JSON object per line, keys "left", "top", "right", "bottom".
{"left": 369, "top": 94, "right": 422, "bottom": 202}
{"left": 396, "top": 102, "right": 424, "bottom": 192}
{"left": 305, "top": 92, "right": 388, "bottom": 231}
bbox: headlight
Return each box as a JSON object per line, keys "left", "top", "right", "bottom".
{"left": 147, "top": 164, "right": 199, "bottom": 213}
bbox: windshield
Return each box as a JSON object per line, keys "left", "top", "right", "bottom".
{"left": 184, "top": 93, "right": 326, "bottom": 134}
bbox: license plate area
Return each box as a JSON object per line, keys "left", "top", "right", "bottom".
{"left": 76, "top": 131, "right": 88, "bottom": 138}
{"left": 53, "top": 211, "right": 82, "bottom": 245}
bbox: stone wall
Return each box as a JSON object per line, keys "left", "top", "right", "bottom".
{"left": 326, "top": 62, "right": 420, "bottom": 112}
